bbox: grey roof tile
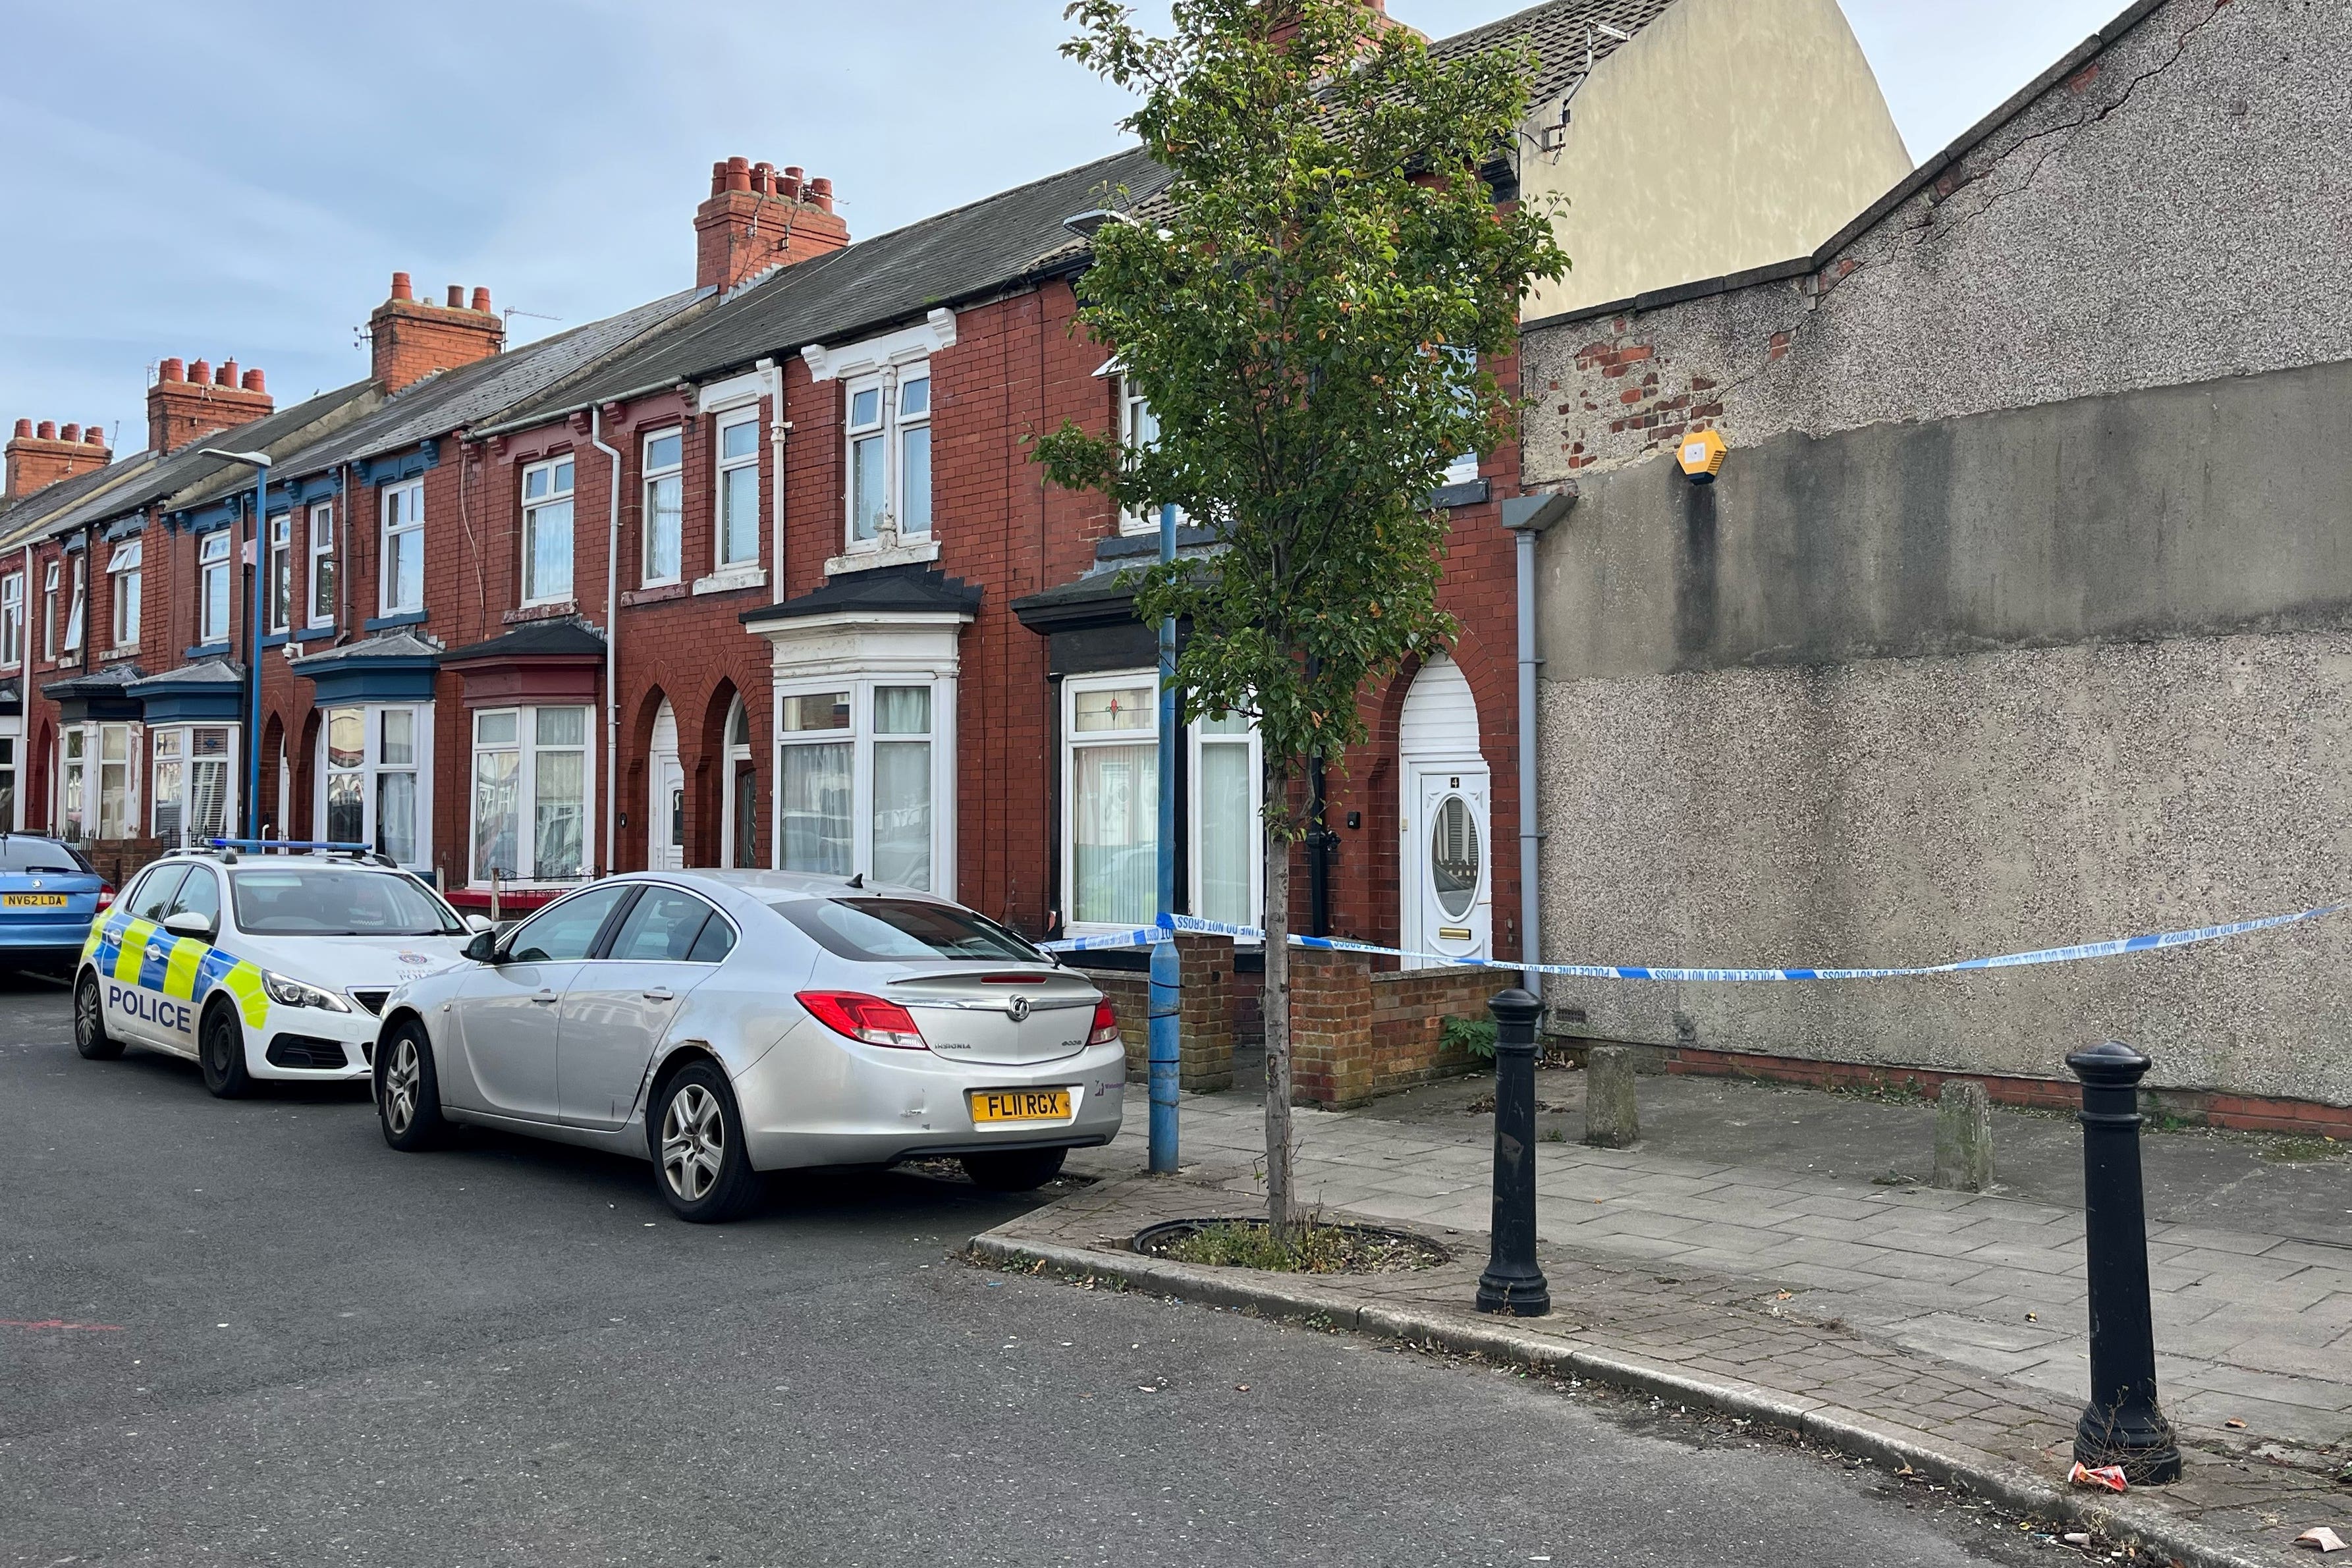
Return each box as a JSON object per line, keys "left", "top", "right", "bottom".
{"left": 1425, "top": 0, "right": 1678, "bottom": 106}
{"left": 0, "top": 455, "right": 158, "bottom": 549}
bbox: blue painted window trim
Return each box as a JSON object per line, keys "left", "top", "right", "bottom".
{"left": 355, "top": 442, "right": 439, "bottom": 489}
{"left": 364, "top": 610, "right": 429, "bottom": 632}
{"left": 260, "top": 632, "right": 292, "bottom": 650}
{"left": 184, "top": 642, "right": 232, "bottom": 660}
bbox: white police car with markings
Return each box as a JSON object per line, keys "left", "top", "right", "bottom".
{"left": 72, "top": 840, "right": 487, "bottom": 1097}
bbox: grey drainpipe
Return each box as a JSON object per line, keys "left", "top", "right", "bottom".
{"left": 1499, "top": 487, "right": 1575, "bottom": 999}
{"left": 591, "top": 407, "right": 623, "bottom": 878}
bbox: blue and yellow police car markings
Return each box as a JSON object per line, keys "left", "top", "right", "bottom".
{"left": 84, "top": 911, "right": 271, "bottom": 1039}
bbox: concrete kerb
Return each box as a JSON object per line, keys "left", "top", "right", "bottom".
{"left": 964, "top": 1231, "right": 2286, "bottom": 1568}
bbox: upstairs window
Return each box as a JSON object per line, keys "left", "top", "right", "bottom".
{"left": 715, "top": 413, "right": 760, "bottom": 568}
{"left": 1440, "top": 344, "right": 1480, "bottom": 488}
{"left": 107, "top": 539, "right": 140, "bottom": 647}
{"left": 846, "top": 366, "right": 931, "bottom": 548}
{"left": 0, "top": 571, "right": 20, "bottom": 664}
{"left": 62, "top": 554, "right": 84, "bottom": 654}
{"left": 40, "top": 562, "right": 57, "bottom": 660}
{"left": 521, "top": 456, "right": 574, "bottom": 605}
{"left": 198, "top": 531, "right": 232, "bottom": 644}
{"left": 1117, "top": 376, "right": 1186, "bottom": 536}
{"left": 265, "top": 514, "right": 291, "bottom": 634}
{"left": 642, "top": 429, "right": 682, "bottom": 585}
{"left": 381, "top": 479, "right": 424, "bottom": 615}
{"left": 307, "top": 500, "right": 335, "bottom": 628}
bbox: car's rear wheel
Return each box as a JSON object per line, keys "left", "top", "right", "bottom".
{"left": 961, "top": 1147, "right": 1068, "bottom": 1192}
{"left": 198, "top": 999, "right": 252, "bottom": 1098}
{"left": 375, "top": 1021, "right": 447, "bottom": 1151}
{"left": 72, "top": 971, "right": 122, "bottom": 1060}
{"left": 653, "top": 1062, "right": 759, "bottom": 1224}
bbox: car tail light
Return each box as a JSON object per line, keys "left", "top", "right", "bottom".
{"left": 1086, "top": 998, "right": 1120, "bottom": 1047}
{"left": 796, "top": 990, "right": 927, "bottom": 1050}
{"left": 96, "top": 884, "right": 115, "bottom": 911}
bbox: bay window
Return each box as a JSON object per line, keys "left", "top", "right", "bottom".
{"left": 308, "top": 500, "right": 335, "bottom": 628}
{"left": 96, "top": 722, "right": 131, "bottom": 839}
{"left": 845, "top": 365, "right": 931, "bottom": 547}
{"left": 642, "top": 429, "right": 682, "bottom": 585}
{"left": 2, "top": 570, "right": 24, "bottom": 664}
{"left": 1059, "top": 671, "right": 1265, "bottom": 934}
{"left": 152, "top": 726, "right": 233, "bottom": 849}
{"left": 57, "top": 728, "right": 83, "bottom": 840}
{"left": 520, "top": 456, "right": 574, "bottom": 605}
{"left": 0, "top": 738, "right": 14, "bottom": 830}
{"left": 320, "top": 704, "right": 427, "bottom": 867}
{"left": 470, "top": 705, "right": 591, "bottom": 886}
{"left": 198, "top": 531, "right": 231, "bottom": 643}
{"left": 716, "top": 412, "right": 760, "bottom": 569}
{"left": 265, "top": 514, "right": 292, "bottom": 633}
{"left": 775, "top": 680, "right": 943, "bottom": 890}
{"left": 62, "top": 554, "right": 84, "bottom": 653}
{"left": 108, "top": 539, "right": 140, "bottom": 647}
{"left": 381, "top": 479, "right": 424, "bottom": 615}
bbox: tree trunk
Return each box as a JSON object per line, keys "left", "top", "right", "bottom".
{"left": 1263, "top": 796, "right": 1296, "bottom": 1237}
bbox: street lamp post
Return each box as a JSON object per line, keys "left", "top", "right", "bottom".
{"left": 1148, "top": 499, "right": 1180, "bottom": 1174}
{"left": 198, "top": 448, "right": 271, "bottom": 840}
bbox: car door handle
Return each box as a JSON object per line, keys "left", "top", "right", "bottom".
{"left": 642, "top": 987, "right": 674, "bottom": 1002}
{"left": 531, "top": 989, "right": 559, "bottom": 1004}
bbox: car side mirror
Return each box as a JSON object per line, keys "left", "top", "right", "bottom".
{"left": 463, "top": 930, "right": 501, "bottom": 964}
{"left": 464, "top": 913, "right": 495, "bottom": 934}
{"left": 162, "top": 909, "right": 215, "bottom": 941}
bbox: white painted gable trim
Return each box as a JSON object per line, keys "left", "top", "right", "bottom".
{"left": 800, "top": 308, "right": 958, "bottom": 384}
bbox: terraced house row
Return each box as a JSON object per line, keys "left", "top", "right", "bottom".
{"left": 0, "top": 0, "right": 1907, "bottom": 1090}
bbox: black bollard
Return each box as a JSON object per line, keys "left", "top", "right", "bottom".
{"left": 2067, "top": 1041, "right": 2183, "bottom": 1484}
{"left": 1477, "top": 988, "right": 1550, "bottom": 1317}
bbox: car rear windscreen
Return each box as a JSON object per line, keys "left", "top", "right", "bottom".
{"left": 229, "top": 868, "right": 466, "bottom": 936}
{"left": 774, "top": 897, "right": 1048, "bottom": 965}
{"left": 0, "top": 838, "right": 96, "bottom": 876}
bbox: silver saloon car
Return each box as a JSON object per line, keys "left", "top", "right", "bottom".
{"left": 371, "top": 871, "right": 1127, "bottom": 1222}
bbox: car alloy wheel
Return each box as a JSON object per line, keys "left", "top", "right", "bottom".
{"left": 382, "top": 1036, "right": 422, "bottom": 1137}
{"left": 73, "top": 973, "right": 122, "bottom": 1060}
{"left": 661, "top": 1082, "right": 725, "bottom": 1203}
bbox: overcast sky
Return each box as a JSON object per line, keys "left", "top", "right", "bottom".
{"left": 0, "top": 0, "right": 2127, "bottom": 460}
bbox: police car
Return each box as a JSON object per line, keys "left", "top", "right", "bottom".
{"left": 72, "top": 840, "right": 487, "bottom": 1097}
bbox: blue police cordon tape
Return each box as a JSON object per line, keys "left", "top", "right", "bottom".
{"left": 1038, "top": 904, "right": 2345, "bottom": 980}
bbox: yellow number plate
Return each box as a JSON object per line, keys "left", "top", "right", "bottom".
{"left": 3, "top": 894, "right": 67, "bottom": 907}
{"left": 969, "top": 1088, "right": 1073, "bottom": 1125}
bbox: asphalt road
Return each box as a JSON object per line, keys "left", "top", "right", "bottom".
{"left": 1, "top": 973, "right": 2031, "bottom": 1567}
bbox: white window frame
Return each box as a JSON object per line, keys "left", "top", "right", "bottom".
{"left": 150, "top": 723, "right": 237, "bottom": 850}
{"left": 1059, "top": 670, "right": 1163, "bottom": 936}
{"left": 61, "top": 553, "right": 84, "bottom": 654}
{"left": 1440, "top": 344, "right": 1481, "bottom": 487}
{"left": 306, "top": 500, "right": 335, "bottom": 630}
{"left": 57, "top": 724, "right": 84, "bottom": 840}
{"left": 721, "top": 694, "right": 755, "bottom": 869}
{"left": 519, "top": 456, "right": 575, "bottom": 607}
{"left": 1116, "top": 374, "right": 1186, "bottom": 537}
{"left": 40, "top": 561, "right": 58, "bottom": 661}
{"left": 641, "top": 428, "right": 684, "bottom": 587}
{"left": 2, "top": 570, "right": 25, "bottom": 665}
{"left": 1188, "top": 705, "right": 1265, "bottom": 933}
{"left": 198, "top": 531, "right": 232, "bottom": 645}
{"left": 380, "top": 478, "right": 424, "bottom": 616}
{"left": 0, "top": 735, "right": 17, "bottom": 832}
{"left": 263, "top": 514, "right": 291, "bottom": 634}
{"left": 467, "top": 705, "right": 594, "bottom": 889}
{"left": 841, "top": 364, "right": 932, "bottom": 553}
{"left": 771, "top": 675, "right": 952, "bottom": 892}
{"left": 316, "top": 703, "right": 432, "bottom": 871}
{"left": 107, "top": 539, "right": 141, "bottom": 648}
{"left": 715, "top": 410, "right": 761, "bottom": 570}
{"left": 65, "top": 720, "right": 139, "bottom": 842}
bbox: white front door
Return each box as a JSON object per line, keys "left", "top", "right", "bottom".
{"left": 1403, "top": 764, "right": 1491, "bottom": 968}
{"left": 649, "top": 701, "right": 684, "bottom": 870}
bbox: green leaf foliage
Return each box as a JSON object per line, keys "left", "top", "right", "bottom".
{"left": 1036, "top": 0, "right": 1570, "bottom": 836}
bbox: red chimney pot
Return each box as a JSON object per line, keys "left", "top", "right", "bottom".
{"left": 159, "top": 357, "right": 184, "bottom": 383}
{"left": 11, "top": 419, "right": 30, "bottom": 439}
{"left": 725, "top": 155, "right": 752, "bottom": 193}
{"left": 809, "top": 176, "right": 834, "bottom": 212}
{"left": 471, "top": 286, "right": 491, "bottom": 313}
{"left": 59, "top": 423, "right": 80, "bottom": 443}
{"left": 242, "top": 369, "right": 265, "bottom": 393}
{"left": 446, "top": 284, "right": 464, "bottom": 308}
{"left": 36, "top": 421, "right": 57, "bottom": 441}
{"left": 87, "top": 423, "right": 107, "bottom": 445}
{"left": 391, "top": 271, "right": 414, "bottom": 302}
{"left": 188, "top": 358, "right": 211, "bottom": 383}
{"left": 219, "top": 359, "right": 238, "bottom": 387}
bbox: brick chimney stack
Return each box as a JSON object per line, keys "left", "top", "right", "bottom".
{"left": 146, "top": 356, "right": 275, "bottom": 456}
{"left": 3, "top": 417, "right": 111, "bottom": 500}
{"left": 368, "top": 271, "right": 505, "bottom": 394}
{"left": 695, "top": 156, "right": 850, "bottom": 292}
{"left": 1267, "top": 0, "right": 1415, "bottom": 49}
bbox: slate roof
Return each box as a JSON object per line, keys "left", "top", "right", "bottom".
{"left": 0, "top": 456, "right": 157, "bottom": 549}
{"left": 41, "top": 662, "right": 147, "bottom": 699}
{"left": 1426, "top": 0, "right": 1678, "bottom": 108}
{"left": 285, "top": 628, "right": 441, "bottom": 674}
{"left": 127, "top": 656, "right": 244, "bottom": 693}
{"left": 441, "top": 618, "right": 607, "bottom": 664}
{"left": 36, "top": 379, "right": 383, "bottom": 541}
{"left": 483, "top": 147, "right": 1176, "bottom": 436}
{"left": 178, "top": 289, "right": 713, "bottom": 510}
{"left": 741, "top": 562, "right": 983, "bottom": 623}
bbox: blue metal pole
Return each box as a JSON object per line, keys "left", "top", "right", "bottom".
{"left": 1148, "top": 499, "right": 1180, "bottom": 1174}
{"left": 245, "top": 465, "right": 267, "bottom": 839}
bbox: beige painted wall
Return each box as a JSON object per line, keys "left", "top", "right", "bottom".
{"left": 1521, "top": 0, "right": 1912, "bottom": 320}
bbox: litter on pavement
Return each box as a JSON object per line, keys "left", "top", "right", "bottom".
{"left": 2068, "top": 1462, "right": 2129, "bottom": 1493}
{"left": 2297, "top": 1527, "right": 2349, "bottom": 1552}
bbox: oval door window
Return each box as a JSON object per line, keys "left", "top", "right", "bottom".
{"left": 1431, "top": 794, "right": 1479, "bottom": 919}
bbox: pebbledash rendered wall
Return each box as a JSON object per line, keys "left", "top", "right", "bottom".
{"left": 1515, "top": 0, "right": 2352, "bottom": 1110}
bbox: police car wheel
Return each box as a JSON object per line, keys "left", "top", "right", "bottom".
{"left": 651, "top": 1062, "right": 759, "bottom": 1224}
{"left": 375, "top": 1021, "right": 446, "bottom": 1151}
{"left": 198, "top": 1000, "right": 252, "bottom": 1099}
{"left": 72, "top": 971, "right": 123, "bottom": 1061}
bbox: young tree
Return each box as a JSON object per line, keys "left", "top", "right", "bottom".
{"left": 1036, "top": 0, "right": 1568, "bottom": 1233}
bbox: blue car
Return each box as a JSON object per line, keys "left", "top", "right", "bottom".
{"left": 0, "top": 835, "right": 112, "bottom": 972}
